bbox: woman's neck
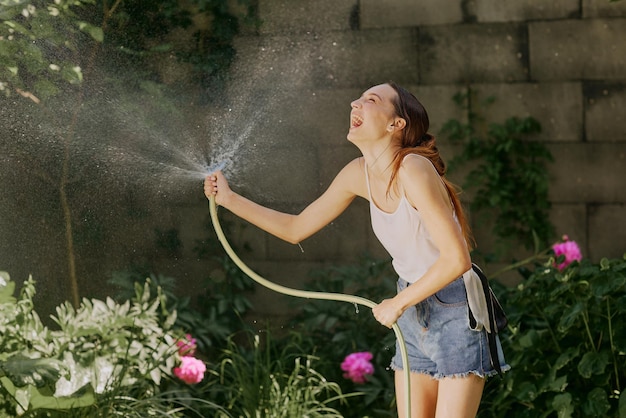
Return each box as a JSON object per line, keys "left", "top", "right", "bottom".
{"left": 364, "top": 141, "right": 397, "bottom": 177}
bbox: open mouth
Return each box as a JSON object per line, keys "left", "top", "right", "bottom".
{"left": 351, "top": 115, "right": 363, "bottom": 128}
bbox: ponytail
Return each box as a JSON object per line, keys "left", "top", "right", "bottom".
{"left": 387, "top": 82, "right": 475, "bottom": 250}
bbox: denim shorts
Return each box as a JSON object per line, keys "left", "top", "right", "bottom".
{"left": 390, "top": 277, "right": 510, "bottom": 379}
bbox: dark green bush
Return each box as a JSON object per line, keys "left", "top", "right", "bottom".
{"left": 481, "top": 255, "right": 626, "bottom": 418}
{"left": 282, "top": 253, "right": 626, "bottom": 418}
{"left": 441, "top": 92, "right": 554, "bottom": 257}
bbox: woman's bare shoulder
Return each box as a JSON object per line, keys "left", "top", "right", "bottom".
{"left": 334, "top": 157, "right": 367, "bottom": 196}
{"left": 334, "top": 157, "right": 364, "bottom": 177}
{"left": 399, "top": 153, "right": 437, "bottom": 178}
{"left": 399, "top": 153, "right": 450, "bottom": 210}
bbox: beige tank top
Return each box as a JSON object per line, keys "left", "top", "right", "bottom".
{"left": 365, "top": 155, "right": 445, "bottom": 283}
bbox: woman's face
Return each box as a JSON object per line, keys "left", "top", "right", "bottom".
{"left": 347, "top": 83, "right": 398, "bottom": 144}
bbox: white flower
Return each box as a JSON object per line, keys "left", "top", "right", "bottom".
{"left": 49, "top": 64, "right": 60, "bottom": 71}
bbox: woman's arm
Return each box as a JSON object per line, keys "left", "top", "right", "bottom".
{"left": 204, "top": 158, "right": 365, "bottom": 244}
{"left": 373, "top": 155, "right": 472, "bottom": 328}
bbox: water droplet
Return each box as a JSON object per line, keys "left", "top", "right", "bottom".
{"left": 354, "top": 303, "right": 359, "bottom": 314}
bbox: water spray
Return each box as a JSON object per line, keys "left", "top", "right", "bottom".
{"left": 205, "top": 161, "right": 228, "bottom": 176}
{"left": 206, "top": 163, "right": 411, "bottom": 417}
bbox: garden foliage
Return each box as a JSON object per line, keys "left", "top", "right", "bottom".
{"left": 441, "top": 92, "right": 554, "bottom": 256}
{"left": 286, "top": 256, "right": 399, "bottom": 417}
{"left": 2, "top": 253, "right": 625, "bottom": 417}
{"left": 482, "top": 255, "right": 626, "bottom": 418}
{"left": 0, "top": 267, "right": 356, "bottom": 417}
{"left": 208, "top": 332, "right": 351, "bottom": 418}
{"left": 0, "top": 272, "right": 184, "bottom": 416}
{"left": 278, "top": 251, "right": 626, "bottom": 418}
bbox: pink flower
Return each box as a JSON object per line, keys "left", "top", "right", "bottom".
{"left": 552, "top": 236, "right": 582, "bottom": 271}
{"left": 174, "top": 356, "right": 206, "bottom": 384}
{"left": 341, "top": 351, "right": 374, "bottom": 384}
{"left": 176, "top": 334, "right": 197, "bottom": 356}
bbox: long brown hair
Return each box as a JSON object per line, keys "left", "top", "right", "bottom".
{"left": 387, "top": 82, "right": 475, "bottom": 250}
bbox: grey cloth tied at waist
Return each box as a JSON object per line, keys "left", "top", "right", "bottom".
{"left": 462, "top": 263, "right": 508, "bottom": 375}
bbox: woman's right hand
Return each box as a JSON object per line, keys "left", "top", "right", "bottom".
{"left": 204, "top": 170, "right": 232, "bottom": 206}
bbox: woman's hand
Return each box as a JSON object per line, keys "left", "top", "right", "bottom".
{"left": 372, "top": 298, "right": 404, "bottom": 329}
{"left": 204, "top": 171, "right": 232, "bottom": 206}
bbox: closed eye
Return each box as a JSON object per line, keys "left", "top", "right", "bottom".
{"left": 366, "top": 92, "right": 382, "bottom": 103}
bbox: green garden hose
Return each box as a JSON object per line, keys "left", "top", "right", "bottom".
{"left": 208, "top": 196, "right": 411, "bottom": 417}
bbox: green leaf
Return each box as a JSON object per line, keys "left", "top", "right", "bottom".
{"left": 515, "top": 381, "right": 538, "bottom": 401}
{"left": 0, "top": 272, "right": 16, "bottom": 303}
{"left": 546, "top": 374, "right": 568, "bottom": 392}
{"left": 600, "top": 258, "right": 611, "bottom": 271}
{"left": 592, "top": 272, "right": 626, "bottom": 297}
{"left": 582, "top": 387, "right": 610, "bottom": 416}
{"left": 554, "top": 346, "right": 580, "bottom": 370}
{"left": 1, "top": 375, "right": 96, "bottom": 412}
{"left": 619, "top": 390, "right": 626, "bottom": 418}
{"left": 518, "top": 329, "right": 541, "bottom": 348}
{"left": 31, "top": 383, "right": 95, "bottom": 410}
{"left": 577, "top": 351, "right": 609, "bottom": 378}
{"left": 58, "top": 64, "right": 83, "bottom": 84}
{"left": 3, "top": 20, "right": 31, "bottom": 37}
{"left": 0, "top": 356, "right": 64, "bottom": 388}
{"left": 33, "top": 79, "right": 60, "bottom": 100}
{"left": 77, "top": 21, "right": 104, "bottom": 42}
{"left": 0, "top": 6, "right": 18, "bottom": 21}
{"left": 150, "top": 43, "right": 173, "bottom": 52}
{"left": 553, "top": 392, "right": 574, "bottom": 418}
{"left": 558, "top": 302, "right": 584, "bottom": 332}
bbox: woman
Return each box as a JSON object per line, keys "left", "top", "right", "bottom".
{"left": 204, "top": 82, "right": 508, "bottom": 417}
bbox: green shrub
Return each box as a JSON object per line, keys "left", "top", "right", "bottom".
{"left": 0, "top": 272, "right": 207, "bottom": 417}
{"left": 0, "top": 270, "right": 351, "bottom": 417}
{"left": 283, "top": 251, "right": 626, "bottom": 418}
{"left": 481, "top": 255, "right": 626, "bottom": 418}
{"left": 441, "top": 92, "right": 554, "bottom": 257}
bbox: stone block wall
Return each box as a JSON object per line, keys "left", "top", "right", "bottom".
{"left": 3, "top": 0, "right": 624, "bottom": 324}
{"left": 179, "top": 0, "right": 626, "bottom": 321}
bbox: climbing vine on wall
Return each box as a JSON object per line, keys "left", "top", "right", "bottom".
{"left": 441, "top": 91, "right": 555, "bottom": 258}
